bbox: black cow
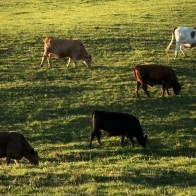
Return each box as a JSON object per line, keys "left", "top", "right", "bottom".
{"left": 89, "top": 111, "right": 147, "bottom": 148}
{"left": 0, "top": 131, "right": 39, "bottom": 165}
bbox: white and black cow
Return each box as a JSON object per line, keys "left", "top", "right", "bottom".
{"left": 166, "top": 26, "right": 196, "bottom": 57}
{"left": 89, "top": 111, "right": 147, "bottom": 148}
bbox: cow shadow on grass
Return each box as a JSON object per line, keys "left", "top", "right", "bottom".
{"left": 1, "top": 169, "right": 195, "bottom": 190}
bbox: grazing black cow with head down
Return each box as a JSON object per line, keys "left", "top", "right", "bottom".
{"left": 0, "top": 131, "right": 39, "bottom": 165}
{"left": 89, "top": 111, "right": 147, "bottom": 148}
{"left": 134, "top": 64, "right": 182, "bottom": 97}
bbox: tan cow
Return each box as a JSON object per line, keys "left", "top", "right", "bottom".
{"left": 0, "top": 131, "right": 39, "bottom": 165}
{"left": 40, "top": 37, "right": 92, "bottom": 67}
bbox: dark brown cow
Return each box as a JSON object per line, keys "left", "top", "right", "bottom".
{"left": 40, "top": 37, "right": 92, "bottom": 67}
{"left": 89, "top": 111, "right": 147, "bottom": 148}
{"left": 134, "top": 64, "right": 182, "bottom": 97}
{"left": 0, "top": 132, "right": 39, "bottom": 165}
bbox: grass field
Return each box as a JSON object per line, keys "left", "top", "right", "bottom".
{"left": 0, "top": 0, "right": 196, "bottom": 195}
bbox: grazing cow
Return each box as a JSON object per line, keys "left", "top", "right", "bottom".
{"left": 0, "top": 132, "right": 39, "bottom": 165}
{"left": 89, "top": 111, "right": 147, "bottom": 148}
{"left": 40, "top": 37, "right": 92, "bottom": 67}
{"left": 166, "top": 26, "right": 196, "bottom": 58}
{"left": 134, "top": 64, "right": 182, "bottom": 97}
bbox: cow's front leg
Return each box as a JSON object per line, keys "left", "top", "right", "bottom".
{"left": 142, "top": 84, "right": 150, "bottom": 97}
{"left": 120, "top": 135, "right": 125, "bottom": 147}
{"left": 161, "top": 87, "right": 166, "bottom": 97}
{"left": 166, "top": 88, "right": 170, "bottom": 95}
{"left": 135, "top": 81, "right": 141, "bottom": 97}
{"left": 14, "top": 160, "right": 20, "bottom": 165}
{"left": 129, "top": 137, "right": 134, "bottom": 147}
{"left": 6, "top": 156, "right": 11, "bottom": 165}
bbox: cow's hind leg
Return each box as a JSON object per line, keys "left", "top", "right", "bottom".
{"left": 89, "top": 131, "right": 102, "bottom": 147}
{"left": 47, "top": 54, "right": 52, "bottom": 67}
{"left": 40, "top": 54, "right": 48, "bottom": 67}
{"left": 67, "top": 57, "right": 77, "bottom": 68}
{"left": 135, "top": 81, "right": 141, "bottom": 97}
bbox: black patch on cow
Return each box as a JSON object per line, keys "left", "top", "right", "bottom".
{"left": 191, "top": 31, "right": 196, "bottom": 39}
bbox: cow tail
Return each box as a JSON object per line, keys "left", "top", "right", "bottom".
{"left": 91, "top": 111, "right": 96, "bottom": 129}
{"left": 166, "top": 27, "right": 177, "bottom": 52}
{"left": 133, "top": 67, "right": 137, "bottom": 79}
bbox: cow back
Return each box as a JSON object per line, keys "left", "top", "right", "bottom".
{"left": 134, "top": 64, "right": 177, "bottom": 85}
{"left": 44, "top": 37, "right": 89, "bottom": 59}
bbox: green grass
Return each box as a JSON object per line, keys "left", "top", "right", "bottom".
{"left": 0, "top": 0, "right": 196, "bottom": 195}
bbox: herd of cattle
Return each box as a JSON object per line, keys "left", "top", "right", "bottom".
{"left": 0, "top": 26, "right": 195, "bottom": 165}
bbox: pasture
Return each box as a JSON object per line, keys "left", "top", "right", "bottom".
{"left": 0, "top": 0, "right": 196, "bottom": 195}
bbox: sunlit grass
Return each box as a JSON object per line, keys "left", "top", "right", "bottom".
{"left": 0, "top": 0, "right": 196, "bottom": 195}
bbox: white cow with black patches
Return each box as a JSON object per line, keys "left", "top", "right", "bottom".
{"left": 166, "top": 26, "right": 196, "bottom": 58}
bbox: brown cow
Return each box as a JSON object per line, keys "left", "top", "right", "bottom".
{"left": 40, "top": 37, "right": 92, "bottom": 67}
{"left": 134, "top": 64, "right": 182, "bottom": 97}
{"left": 0, "top": 131, "right": 39, "bottom": 165}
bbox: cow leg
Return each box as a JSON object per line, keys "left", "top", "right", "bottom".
{"left": 120, "top": 135, "right": 125, "bottom": 147}
{"left": 89, "top": 132, "right": 95, "bottom": 147}
{"left": 96, "top": 131, "right": 102, "bottom": 146}
{"left": 142, "top": 84, "right": 150, "bottom": 97}
{"left": 161, "top": 86, "right": 166, "bottom": 97}
{"left": 40, "top": 54, "right": 48, "bottom": 67}
{"left": 83, "top": 61, "right": 90, "bottom": 67}
{"left": 89, "top": 131, "right": 102, "bottom": 147}
{"left": 180, "top": 44, "right": 187, "bottom": 57}
{"left": 72, "top": 57, "right": 77, "bottom": 68}
{"left": 14, "top": 160, "right": 20, "bottom": 165}
{"left": 166, "top": 88, "right": 170, "bottom": 95}
{"left": 135, "top": 81, "right": 141, "bottom": 97}
{"left": 67, "top": 58, "right": 77, "bottom": 68}
{"left": 67, "top": 58, "right": 71, "bottom": 67}
{"left": 6, "top": 156, "right": 11, "bottom": 165}
{"left": 129, "top": 137, "right": 134, "bottom": 147}
{"left": 175, "top": 43, "right": 180, "bottom": 58}
{"left": 47, "top": 54, "right": 52, "bottom": 67}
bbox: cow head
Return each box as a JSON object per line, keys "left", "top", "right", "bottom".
{"left": 138, "top": 135, "right": 148, "bottom": 148}
{"left": 173, "top": 82, "right": 182, "bottom": 96}
{"left": 26, "top": 148, "right": 39, "bottom": 165}
{"left": 83, "top": 54, "right": 92, "bottom": 67}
